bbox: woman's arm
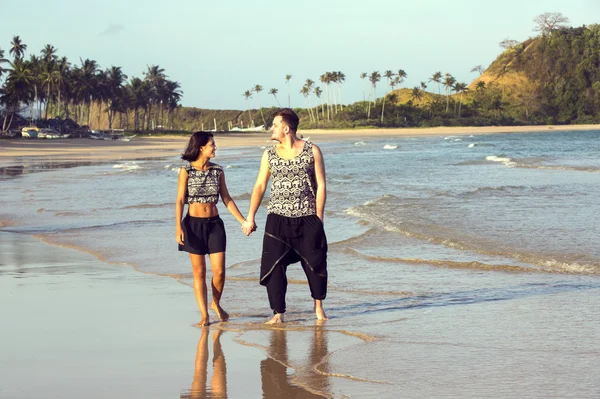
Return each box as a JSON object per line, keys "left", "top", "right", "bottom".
{"left": 219, "top": 171, "right": 246, "bottom": 224}
{"left": 175, "top": 168, "right": 188, "bottom": 245}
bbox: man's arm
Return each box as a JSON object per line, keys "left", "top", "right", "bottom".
{"left": 313, "top": 144, "right": 327, "bottom": 222}
{"left": 243, "top": 150, "right": 270, "bottom": 234}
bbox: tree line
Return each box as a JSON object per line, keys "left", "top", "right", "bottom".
{"left": 0, "top": 36, "right": 182, "bottom": 133}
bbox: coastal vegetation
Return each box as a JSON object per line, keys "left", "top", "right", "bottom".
{"left": 0, "top": 38, "right": 182, "bottom": 134}
{"left": 1, "top": 13, "right": 598, "bottom": 134}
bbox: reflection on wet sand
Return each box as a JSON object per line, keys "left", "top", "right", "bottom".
{"left": 180, "top": 324, "right": 332, "bottom": 398}
{"left": 181, "top": 329, "right": 227, "bottom": 399}
{"left": 261, "top": 324, "right": 331, "bottom": 399}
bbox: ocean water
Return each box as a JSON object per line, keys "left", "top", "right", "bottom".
{"left": 2, "top": 130, "right": 600, "bottom": 397}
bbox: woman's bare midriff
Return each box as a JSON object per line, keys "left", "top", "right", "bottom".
{"left": 188, "top": 203, "right": 219, "bottom": 218}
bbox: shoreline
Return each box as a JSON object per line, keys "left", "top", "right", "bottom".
{"left": 1, "top": 124, "right": 598, "bottom": 164}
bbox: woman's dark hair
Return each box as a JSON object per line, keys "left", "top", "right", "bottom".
{"left": 181, "top": 131, "right": 214, "bottom": 162}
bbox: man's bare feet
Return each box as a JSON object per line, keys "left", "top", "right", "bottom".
{"left": 265, "top": 313, "right": 285, "bottom": 324}
{"left": 315, "top": 300, "right": 328, "bottom": 320}
{"left": 211, "top": 302, "right": 229, "bottom": 322}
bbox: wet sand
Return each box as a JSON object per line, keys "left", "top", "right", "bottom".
{"left": 1, "top": 232, "right": 358, "bottom": 398}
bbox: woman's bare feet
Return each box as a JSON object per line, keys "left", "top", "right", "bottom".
{"left": 211, "top": 302, "right": 229, "bottom": 322}
{"left": 315, "top": 300, "right": 328, "bottom": 320}
{"left": 195, "top": 317, "right": 211, "bottom": 327}
{"left": 265, "top": 313, "right": 285, "bottom": 324}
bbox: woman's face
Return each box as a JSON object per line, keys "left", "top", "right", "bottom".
{"left": 200, "top": 138, "right": 216, "bottom": 159}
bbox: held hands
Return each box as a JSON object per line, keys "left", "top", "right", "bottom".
{"left": 241, "top": 219, "right": 257, "bottom": 236}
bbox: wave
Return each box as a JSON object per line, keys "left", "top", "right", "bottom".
{"left": 53, "top": 211, "right": 88, "bottom": 217}
{"left": 457, "top": 185, "right": 528, "bottom": 198}
{"left": 232, "top": 192, "right": 252, "bottom": 201}
{"left": 383, "top": 144, "right": 398, "bottom": 150}
{"left": 122, "top": 202, "right": 171, "bottom": 210}
{"left": 468, "top": 143, "right": 496, "bottom": 148}
{"left": 486, "top": 155, "right": 516, "bottom": 167}
{"left": 344, "top": 199, "right": 600, "bottom": 275}
{"left": 354, "top": 141, "right": 367, "bottom": 146}
{"left": 517, "top": 164, "right": 600, "bottom": 173}
{"left": 56, "top": 219, "right": 165, "bottom": 234}
{"left": 485, "top": 155, "right": 600, "bottom": 173}
{"left": 329, "top": 227, "right": 380, "bottom": 249}
{"left": 342, "top": 248, "right": 539, "bottom": 273}
{"left": 112, "top": 162, "right": 143, "bottom": 171}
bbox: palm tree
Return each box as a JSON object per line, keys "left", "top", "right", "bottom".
{"left": 360, "top": 72, "right": 367, "bottom": 105}
{"left": 55, "top": 57, "right": 70, "bottom": 118}
{"left": 243, "top": 90, "right": 253, "bottom": 127}
{"left": 26, "top": 55, "right": 42, "bottom": 122}
{"left": 429, "top": 71, "right": 442, "bottom": 96}
{"left": 2, "top": 58, "right": 35, "bottom": 130}
{"left": 325, "top": 72, "right": 338, "bottom": 113}
{"left": 367, "top": 71, "right": 380, "bottom": 119}
{"left": 163, "top": 80, "right": 182, "bottom": 129}
{"left": 10, "top": 36, "right": 27, "bottom": 60}
{"left": 300, "top": 85, "right": 314, "bottom": 123}
{"left": 0, "top": 48, "right": 10, "bottom": 85}
{"left": 314, "top": 86, "right": 323, "bottom": 120}
{"left": 285, "top": 74, "right": 292, "bottom": 107}
{"left": 39, "top": 45, "right": 58, "bottom": 119}
{"left": 303, "top": 79, "right": 316, "bottom": 123}
{"left": 411, "top": 87, "right": 423, "bottom": 104}
{"left": 381, "top": 70, "right": 395, "bottom": 123}
{"left": 106, "top": 66, "right": 127, "bottom": 129}
{"left": 268, "top": 88, "right": 280, "bottom": 106}
{"left": 396, "top": 69, "right": 407, "bottom": 86}
{"left": 145, "top": 65, "right": 166, "bottom": 130}
{"left": 253, "top": 84, "right": 266, "bottom": 125}
{"left": 334, "top": 71, "right": 345, "bottom": 111}
{"left": 41, "top": 44, "right": 57, "bottom": 64}
{"left": 76, "top": 58, "right": 100, "bottom": 127}
{"left": 320, "top": 73, "right": 332, "bottom": 120}
{"left": 453, "top": 82, "right": 468, "bottom": 116}
{"left": 442, "top": 73, "right": 456, "bottom": 113}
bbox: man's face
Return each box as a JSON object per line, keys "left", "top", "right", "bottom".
{"left": 270, "top": 116, "right": 287, "bottom": 142}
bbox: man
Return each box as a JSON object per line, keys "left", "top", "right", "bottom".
{"left": 242, "top": 108, "right": 328, "bottom": 324}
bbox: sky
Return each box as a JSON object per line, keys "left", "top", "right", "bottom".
{"left": 1, "top": 0, "right": 598, "bottom": 110}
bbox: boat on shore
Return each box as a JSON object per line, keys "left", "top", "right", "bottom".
{"left": 229, "top": 124, "right": 266, "bottom": 132}
{"left": 89, "top": 130, "right": 135, "bottom": 141}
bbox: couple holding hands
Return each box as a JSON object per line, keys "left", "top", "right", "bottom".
{"left": 176, "top": 109, "right": 328, "bottom": 326}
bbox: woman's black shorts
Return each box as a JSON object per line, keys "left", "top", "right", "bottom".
{"left": 178, "top": 215, "right": 226, "bottom": 255}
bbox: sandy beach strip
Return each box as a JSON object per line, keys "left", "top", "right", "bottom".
{"left": 1, "top": 124, "right": 598, "bottom": 164}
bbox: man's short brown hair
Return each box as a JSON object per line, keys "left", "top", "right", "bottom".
{"left": 274, "top": 108, "right": 299, "bottom": 132}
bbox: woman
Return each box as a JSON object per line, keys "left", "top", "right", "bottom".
{"left": 176, "top": 131, "right": 246, "bottom": 326}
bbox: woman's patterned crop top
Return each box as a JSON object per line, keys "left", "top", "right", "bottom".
{"left": 183, "top": 163, "right": 222, "bottom": 204}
